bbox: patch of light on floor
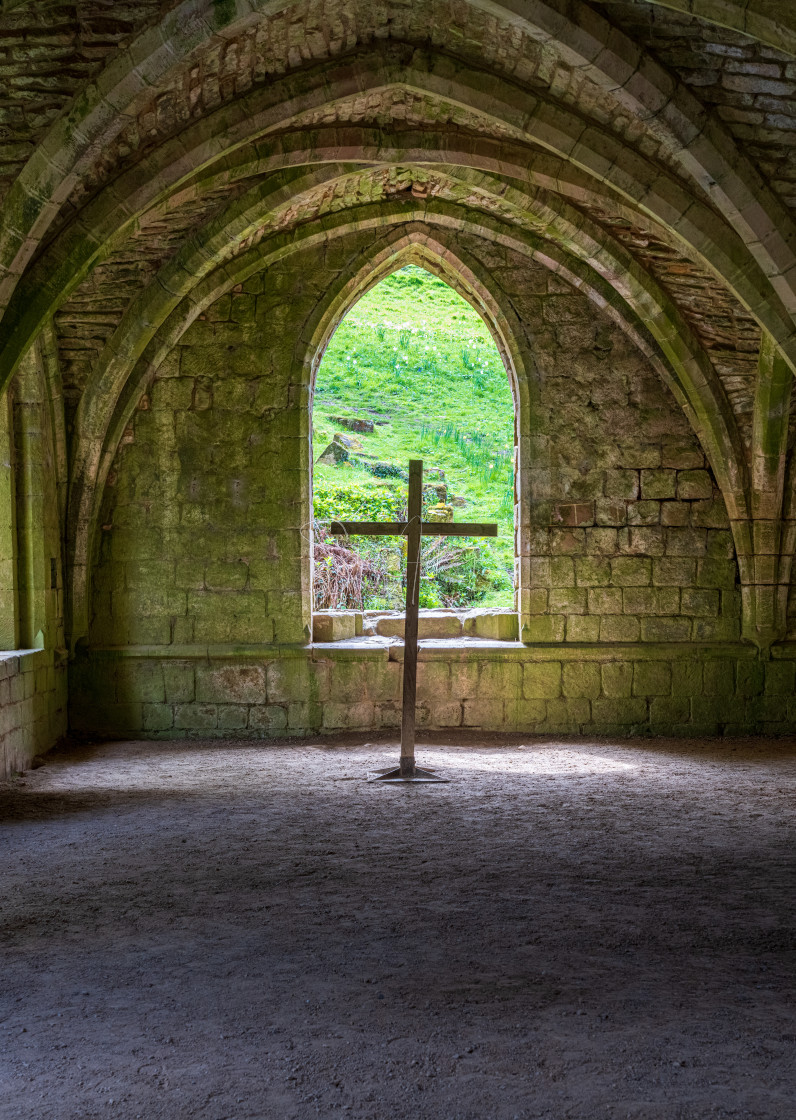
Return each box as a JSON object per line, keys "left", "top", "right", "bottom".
{"left": 409, "top": 748, "right": 638, "bottom": 775}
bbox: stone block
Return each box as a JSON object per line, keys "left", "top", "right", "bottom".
{"left": 312, "top": 611, "right": 357, "bottom": 642}
{"left": 205, "top": 561, "right": 249, "bottom": 591}
{"left": 690, "top": 500, "right": 730, "bottom": 529}
{"left": 600, "top": 615, "right": 640, "bottom": 642}
{"left": 174, "top": 704, "right": 218, "bottom": 729}
{"left": 479, "top": 661, "right": 520, "bottom": 700}
{"left": 142, "top": 703, "right": 174, "bottom": 731}
{"left": 463, "top": 698, "right": 505, "bottom": 727}
{"left": 680, "top": 589, "right": 719, "bottom": 616}
{"left": 124, "top": 559, "right": 175, "bottom": 588}
{"left": 190, "top": 591, "right": 269, "bottom": 643}
{"left": 175, "top": 559, "right": 206, "bottom": 590}
{"left": 633, "top": 661, "right": 671, "bottom": 697}
{"left": 604, "top": 469, "right": 638, "bottom": 499}
{"left": 660, "top": 502, "right": 690, "bottom": 527}
{"left": 196, "top": 665, "right": 266, "bottom": 704}
{"left": 696, "top": 558, "right": 738, "bottom": 589}
{"left": 591, "top": 698, "right": 648, "bottom": 725}
{"left": 164, "top": 663, "right": 195, "bottom": 703}
{"left": 765, "top": 661, "right": 795, "bottom": 695}
{"left": 677, "top": 470, "right": 713, "bottom": 499}
{"left": 116, "top": 661, "right": 165, "bottom": 704}
{"left": 653, "top": 558, "right": 695, "bottom": 585}
{"left": 217, "top": 705, "right": 249, "bottom": 730}
{"left": 449, "top": 662, "right": 481, "bottom": 699}
{"left": 549, "top": 557, "right": 575, "bottom": 586}
{"left": 541, "top": 698, "right": 590, "bottom": 731}
{"left": 549, "top": 587, "right": 586, "bottom": 614}
{"left": 525, "top": 589, "right": 548, "bottom": 614}
{"left": 671, "top": 661, "right": 703, "bottom": 698}
{"left": 602, "top": 662, "right": 633, "bottom": 698}
{"left": 462, "top": 610, "right": 518, "bottom": 641}
{"left": 329, "top": 659, "right": 391, "bottom": 704}
{"left": 706, "top": 531, "right": 736, "bottom": 559}
{"left": 248, "top": 705, "right": 289, "bottom": 732}
{"left": 268, "top": 658, "right": 323, "bottom": 703}
{"left": 523, "top": 662, "right": 561, "bottom": 699}
{"left": 640, "top": 617, "right": 691, "bottom": 641}
{"left": 287, "top": 701, "right": 323, "bottom": 731}
{"left": 619, "top": 446, "right": 660, "bottom": 470}
{"left": 641, "top": 470, "right": 676, "bottom": 499}
{"left": 703, "top": 660, "right": 734, "bottom": 696}
{"left": 562, "top": 662, "right": 601, "bottom": 698}
{"left": 514, "top": 699, "right": 547, "bottom": 728}
{"left": 594, "top": 501, "right": 626, "bottom": 527}
{"left": 417, "top": 701, "right": 462, "bottom": 728}
{"left": 375, "top": 613, "right": 463, "bottom": 639}
{"left": 688, "top": 698, "right": 723, "bottom": 734}
{"left": 692, "top": 616, "right": 740, "bottom": 642}
{"left": 549, "top": 529, "right": 585, "bottom": 554}
{"left": 626, "top": 502, "right": 662, "bottom": 527}
{"left": 322, "top": 701, "right": 373, "bottom": 730}
{"left": 649, "top": 696, "right": 690, "bottom": 725}
{"left": 736, "top": 660, "right": 764, "bottom": 698}
{"left": 575, "top": 557, "right": 610, "bottom": 586}
{"left": 623, "top": 587, "right": 680, "bottom": 615}
{"left": 661, "top": 442, "right": 703, "bottom": 470}
{"left": 565, "top": 615, "right": 600, "bottom": 642}
{"left": 152, "top": 378, "right": 194, "bottom": 411}
{"left": 589, "top": 587, "right": 622, "bottom": 614}
{"left": 620, "top": 526, "right": 666, "bottom": 555}
{"left": 611, "top": 557, "right": 651, "bottom": 585}
{"left": 529, "top": 558, "right": 551, "bottom": 587}
{"left": 416, "top": 662, "right": 452, "bottom": 703}
{"left": 665, "top": 529, "right": 707, "bottom": 556}
{"left": 552, "top": 502, "right": 594, "bottom": 527}
{"left": 521, "top": 615, "right": 565, "bottom": 643}
{"left": 125, "top": 616, "right": 172, "bottom": 645}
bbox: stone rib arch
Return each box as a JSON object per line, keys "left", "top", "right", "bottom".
{"left": 4, "top": 5, "right": 796, "bottom": 380}
{"left": 0, "top": 0, "right": 791, "bottom": 291}
{"left": 67, "top": 197, "right": 748, "bottom": 647}
{"left": 69, "top": 160, "right": 748, "bottom": 514}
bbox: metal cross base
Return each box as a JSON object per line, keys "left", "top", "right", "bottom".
{"left": 371, "top": 764, "right": 449, "bottom": 784}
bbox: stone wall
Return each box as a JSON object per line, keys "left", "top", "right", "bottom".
{"left": 0, "top": 648, "right": 67, "bottom": 777}
{"left": 485, "top": 244, "right": 740, "bottom": 646}
{"left": 89, "top": 272, "right": 314, "bottom": 649}
{"left": 0, "top": 338, "right": 68, "bottom": 780}
{"left": 71, "top": 226, "right": 779, "bottom": 740}
{"left": 70, "top": 642, "right": 795, "bottom": 739}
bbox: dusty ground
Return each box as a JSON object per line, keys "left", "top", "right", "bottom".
{"left": 1, "top": 735, "right": 794, "bottom": 1120}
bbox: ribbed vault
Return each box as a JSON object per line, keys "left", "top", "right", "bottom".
{"left": 0, "top": 0, "right": 794, "bottom": 650}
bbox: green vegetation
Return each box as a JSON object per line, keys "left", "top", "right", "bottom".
{"left": 313, "top": 266, "right": 515, "bottom": 610}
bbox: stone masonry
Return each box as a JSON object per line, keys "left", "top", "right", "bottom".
{"left": 0, "top": 1, "right": 795, "bottom": 772}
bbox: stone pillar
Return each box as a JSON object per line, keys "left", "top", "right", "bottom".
{"left": 0, "top": 386, "right": 18, "bottom": 650}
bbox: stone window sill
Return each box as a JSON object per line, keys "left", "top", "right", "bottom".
{"left": 312, "top": 608, "right": 518, "bottom": 643}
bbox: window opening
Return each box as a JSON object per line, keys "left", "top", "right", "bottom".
{"left": 312, "top": 265, "right": 515, "bottom": 613}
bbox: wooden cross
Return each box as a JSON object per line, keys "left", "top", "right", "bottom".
{"left": 331, "top": 459, "right": 497, "bottom": 782}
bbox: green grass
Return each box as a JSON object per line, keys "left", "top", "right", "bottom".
{"left": 313, "top": 265, "right": 515, "bottom": 609}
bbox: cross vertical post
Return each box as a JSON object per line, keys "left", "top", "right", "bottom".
{"left": 329, "top": 457, "right": 497, "bottom": 782}
{"left": 400, "top": 458, "right": 423, "bottom": 777}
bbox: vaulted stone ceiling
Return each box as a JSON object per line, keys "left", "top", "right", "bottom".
{"left": 1, "top": 0, "right": 795, "bottom": 648}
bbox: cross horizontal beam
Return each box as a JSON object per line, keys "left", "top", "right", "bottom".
{"left": 329, "top": 520, "right": 497, "bottom": 537}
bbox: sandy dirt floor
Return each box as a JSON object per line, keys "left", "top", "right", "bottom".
{"left": 1, "top": 735, "right": 794, "bottom": 1120}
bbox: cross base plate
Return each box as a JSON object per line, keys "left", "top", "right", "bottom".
{"left": 370, "top": 765, "right": 450, "bottom": 783}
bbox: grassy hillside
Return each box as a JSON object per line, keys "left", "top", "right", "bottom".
{"left": 312, "top": 266, "right": 515, "bottom": 610}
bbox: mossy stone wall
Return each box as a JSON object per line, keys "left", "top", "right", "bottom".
{"left": 72, "top": 229, "right": 778, "bottom": 739}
